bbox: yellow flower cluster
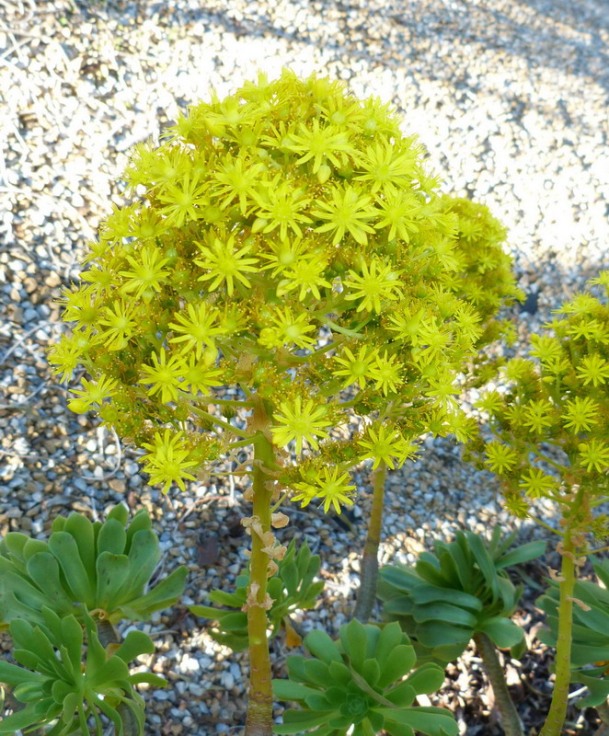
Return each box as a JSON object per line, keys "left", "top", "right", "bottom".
{"left": 473, "top": 274, "right": 609, "bottom": 531}
{"left": 50, "top": 71, "right": 519, "bottom": 506}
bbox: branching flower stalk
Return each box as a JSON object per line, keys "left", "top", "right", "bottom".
{"left": 539, "top": 483, "right": 585, "bottom": 736}
{"left": 49, "top": 71, "right": 520, "bottom": 732}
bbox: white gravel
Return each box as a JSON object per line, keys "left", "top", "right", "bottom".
{"left": 1, "top": 0, "right": 608, "bottom": 734}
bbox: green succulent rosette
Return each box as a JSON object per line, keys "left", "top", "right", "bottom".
{"left": 190, "top": 539, "right": 323, "bottom": 651}
{"left": 0, "top": 505, "right": 187, "bottom": 630}
{"left": 378, "top": 527, "right": 545, "bottom": 664}
{"left": 273, "top": 619, "right": 457, "bottom": 736}
{"left": 0, "top": 606, "right": 165, "bottom": 735}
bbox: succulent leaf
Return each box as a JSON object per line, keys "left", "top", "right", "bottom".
{"left": 48, "top": 531, "right": 97, "bottom": 607}
{"left": 494, "top": 540, "right": 546, "bottom": 569}
{"left": 376, "top": 644, "right": 417, "bottom": 687}
{"left": 378, "top": 706, "right": 458, "bottom": 736}
{"left": 108, "top": 503, "right": 129, "bottom": 526}
{"left": 122, "top": 565, "right": 188, "bottom": 619}
{"left": 477, "top": 617, "right": 523, "bottom": 649}
{"left": 26, "top": 552, "right": 76, "bottom": 612}
{"left": 114, "top": 630, "right": 156, "bottom": 662}
{"left": 97, "top": 517, "right": 128, "bottom": 555}
{"left": 96, "top": 551, "right": 132, "bottom": 611}
{"left": 23, "top": 538, "right": 48, "bottom": 562}
{"left": 64, "top": 512, "right": 97, "bottom": 583}
{"left": 305, "top": 629, "right": 343, "bottom": 665}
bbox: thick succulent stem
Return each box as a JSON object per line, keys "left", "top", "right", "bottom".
{"left": 539, "top": 522, "right": 579, "bottom": 736}
{"left": 354, "top": 463, "right": 386, "bottom": 622}
{"left": 244, "top": 425, "right": 275, "bottom": 736}
{"left": 473, "top": 632, "right": 524, "bottom": 736}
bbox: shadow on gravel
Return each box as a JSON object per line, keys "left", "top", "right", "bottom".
{"left": 78, "top": 0, "right": 609, "bottom": 99}
{"left": 517, "top": 0, "right": 609, "bottom": 37}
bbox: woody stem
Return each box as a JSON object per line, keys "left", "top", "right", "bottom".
{"left": 473, "top": 632, "right": 524, "bottom": 736}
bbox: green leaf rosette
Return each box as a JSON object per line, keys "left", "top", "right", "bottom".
{"left": 0, "top": 606, "right": 165, "bottom": 735}
{"left": 378, "top": 527, "right": 545, "bottom": 664}
{"left": 273, "top": 619, "right": 457, "bottom": 736}
{"left": 190, "top": 539, "right": 323, "bottom": 651}
{"left": 0, "top": 505, "right": 187, "bottom": 631}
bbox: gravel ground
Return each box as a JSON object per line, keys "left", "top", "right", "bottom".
{"left": 1, "top": 0, "right": 608, "bottom": 734}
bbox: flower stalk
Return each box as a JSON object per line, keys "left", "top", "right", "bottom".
{"left": 354, "top": 462, "right": 386, "bottom": 622}
{"left": 245, "top": 420, "right": 276, "bottom": 736}
{"left": 539, "top": 510, "right": 580, "bottom": 736}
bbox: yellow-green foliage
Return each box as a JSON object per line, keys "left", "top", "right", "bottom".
{"left": 50, "top": 71, "right": 519, "bottom": 510}
{"left": 472, "top": 273, "right": 609, "bottom": 537}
